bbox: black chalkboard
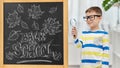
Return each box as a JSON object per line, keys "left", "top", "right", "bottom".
{"left": 4, "top": 2, "right": 63, "bottom": 65}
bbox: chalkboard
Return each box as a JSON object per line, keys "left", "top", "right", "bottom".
{"left": 4, "top": 2, "right": 63, "bottom": 65}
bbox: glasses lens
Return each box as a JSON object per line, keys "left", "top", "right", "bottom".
{"left": 89, "top": 16, "right": 95, "bottom": 20}
{"left": 70, "top": 18, "right": 77, "bottom": 27}
{"left": 83, "top": 16, "right": 93, "bottom": 21}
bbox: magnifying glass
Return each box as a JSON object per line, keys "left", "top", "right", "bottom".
{"left": 70, "top": 18, "right": 77, "bottom": 38}
{"left": 70, "top": 18, "right": 77, "bottom": 27}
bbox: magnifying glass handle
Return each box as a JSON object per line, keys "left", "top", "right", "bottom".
{"left": 70, "top": 18, "right": 77, "bottom": 39}
{"left": 73, "top": 35, "right": 76, "bottom": 39}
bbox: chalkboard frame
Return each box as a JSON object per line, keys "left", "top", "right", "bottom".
{"left": 0, "top": 0, "right": 68, "bottom": 68}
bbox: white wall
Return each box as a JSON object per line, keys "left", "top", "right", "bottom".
{"left": 68, "top": 0, "right": 81, "bottom": 65}
{"left": 110, "top": 30, "right": 120, "bottom": 68}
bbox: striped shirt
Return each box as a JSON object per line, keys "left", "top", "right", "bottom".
{"left": 74, "top": 30, "right": 110, "bottom": 68}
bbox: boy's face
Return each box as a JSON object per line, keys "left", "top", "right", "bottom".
{"left": 85, "top": 11, "right": 102, "bottom": 29}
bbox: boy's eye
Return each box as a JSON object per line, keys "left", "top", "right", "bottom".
{"left": 86, "top": 16, "right": 94, "bottom": 19}
{"left": 90, "top": 16, "right": 94, "bottom": 19}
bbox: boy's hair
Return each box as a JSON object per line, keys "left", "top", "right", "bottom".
{"left": 85, "top": 6, "right": 102, "bottom": 15}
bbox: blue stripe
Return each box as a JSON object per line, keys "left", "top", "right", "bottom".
{"left": 82, "top": 31, "right": 108, "bottom": 34}
{"left": 74, "top": 39, "right": 79, "bottom": 44}
{"left": 102, "top": 61, "right": 109, "bottom": 65}
{"left": 82, "top": 59, "right": 100, "bottom": 63}
{"left": 82, "top": 44, "right": 103, "bottom": 49}
{"left": 103, "top": 46, "right": 109, "bottom": 50}
{"left": 80, "top": 40, "right": 83, "bottom": 45}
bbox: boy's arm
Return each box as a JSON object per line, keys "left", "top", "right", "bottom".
{"left": 102, "top": 34, "right": 110, "bottom": 68}
{"left": 74, "top": 38, "right": 83, "bottom": 48}
{"left": 72, "top": 27, "right": 83, "bottom": 48}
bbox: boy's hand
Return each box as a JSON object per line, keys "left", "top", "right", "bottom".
{"left": 71, "top": 27, "right": 77, "bottom": 39}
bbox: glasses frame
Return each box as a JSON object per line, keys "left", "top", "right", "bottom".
{"left": 83, "top": 15, "right": 101, "bottom": 21}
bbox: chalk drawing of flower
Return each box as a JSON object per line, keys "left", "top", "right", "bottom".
{"left": 41, "top": 17, "right": 62, "bottom": 35}
{"left": 28, "top": 4, "right": 44, "bottom": 19}
{"left": 7, "top": 10, "right": 21, "bottom": 28}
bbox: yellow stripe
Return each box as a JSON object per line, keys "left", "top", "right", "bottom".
{"left": 82, "top": 51, "right": 109, "bottom": 58}
{"left": 82, "top": 51, "right": 102, "bottom": 56}
{"left": 82, "top": 64, "right": 108, "bottom": 68}
{"left": 80, "top": 35, "right": 101, "bottom": 38}
{"left": 80, "top": 36, "right": 109, "bottom": 43}
{"left": 81, "top": 66, "right": 95, "bottom": 68}
{"left": 103, "top": 53, "right": 110, "bottom": 58}
{"left": 102, "top": 38, "right": 109, "bottom": 43}
{"left": 81, "top": 64, "right": 102, "bottom": 68}
{"left": 75, "top": 44, "right": 81, "bottom": 48}
{"left": 80, "top": 36, "right": 94, "bottom": 41}
{"left": 96, "top": 64, "right": 102, "bottom": 68}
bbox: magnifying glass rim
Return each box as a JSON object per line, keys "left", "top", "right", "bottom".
{"left": 70, "top": 18, "right": 77, "bottom": 27}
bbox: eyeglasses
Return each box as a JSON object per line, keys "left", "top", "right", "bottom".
{"left": 83, "top": 15, "right": 101, "bottom": 21}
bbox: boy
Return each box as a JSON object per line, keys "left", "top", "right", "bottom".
{"left": 72, "top": 6, "right": 110, "bottom": 68}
